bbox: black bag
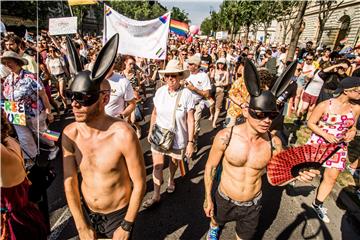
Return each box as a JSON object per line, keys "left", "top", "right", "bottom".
{"left": 134, "top": 103, "right": 144, "bottom": 122}
{"left": 22, "top": 149, "right": 56, "bottom": 202}
{"left": 27, "top": 164, "right": 56, "bottom": 202}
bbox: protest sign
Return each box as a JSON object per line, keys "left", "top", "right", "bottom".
{"left": 1, "top": 100, "right": 26, "bottom": 126}
{"left": 216, "top": 31, "right": 228, "bottom": 40}
{"left": 49, "top": 17, "right": 77, "bottom": 35}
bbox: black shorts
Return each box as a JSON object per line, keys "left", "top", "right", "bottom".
{"left": 82, "top": 200, "right": 130, "bottom": 239}
{"left": 213, "top": 189, "right": 262, "bottom": 240}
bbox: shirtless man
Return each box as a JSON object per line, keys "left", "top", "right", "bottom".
{"left": 204, "top": 59, "right": 319, "bottom": 240}
{"left": 62, "top": 34, "right": 146, "bottom": 240}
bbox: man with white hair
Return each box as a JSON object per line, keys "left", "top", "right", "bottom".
{"left": 185, "top": 55, "right": 211, "bottom": 152}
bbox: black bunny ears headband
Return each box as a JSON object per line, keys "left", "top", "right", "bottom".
{"left": 66, "top": 34, "right": 119, "bottom": 94}
{"left": 244, "top": 59, "right": 297, "bottom": 113}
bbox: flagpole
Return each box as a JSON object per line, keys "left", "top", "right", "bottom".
{"left": 103, "top": 3, "right": 106, "bottom": 44}
{"left": 68, "top": 1, "right": 74, "bottom": 16}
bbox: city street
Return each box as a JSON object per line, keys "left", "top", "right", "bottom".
{"left": 45, "top": 87, "right": 360, "bottom": 240}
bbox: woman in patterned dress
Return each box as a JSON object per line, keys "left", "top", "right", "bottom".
{"left": 307, "top": 77, "right": 360, "bottom": 223}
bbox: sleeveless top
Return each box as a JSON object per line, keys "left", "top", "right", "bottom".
{"left": 307, "top": 99, "right": 355, "bottom": 170}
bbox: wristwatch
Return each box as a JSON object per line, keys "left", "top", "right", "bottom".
{"left": 120, "top": 219, "right": 134, "bottom": 232}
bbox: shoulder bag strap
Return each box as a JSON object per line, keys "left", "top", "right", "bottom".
{"left": 170, "top": 88, "right": 183, "bottom": 130}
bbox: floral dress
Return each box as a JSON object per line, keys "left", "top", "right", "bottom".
{"left": 307, "top": 99, "right": 355, "bottom": 171}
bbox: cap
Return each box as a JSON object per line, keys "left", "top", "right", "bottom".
{"left": 187, "top": 55, "right": 201, "bottom": 65}
{"left": 333, "top": 77, "right": 360, "bottom": 95}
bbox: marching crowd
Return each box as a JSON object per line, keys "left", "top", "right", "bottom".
{"left": 1, "top": 29, "right": 360, "bottom": 240}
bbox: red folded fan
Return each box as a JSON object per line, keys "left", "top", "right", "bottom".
{"left": 267, "top": 143, "right": 341, "bottom": 186}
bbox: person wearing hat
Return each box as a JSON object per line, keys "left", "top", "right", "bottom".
{"left": 209, "top": 57, "right": 229, "bottom": 128}
{"left": 143, "top": 60, "right": 195, "bottom": 208}
{"left": 185, "top": 55, "right": 212, "bottom": 152}
{"left": 307, "top": 77, "right": 360, "bottom": 223}
{"left": 1, "top": 51, "right": 58, "bottom": 165}
{"left": 170, "top": 45, "right": 179, "bottom": 60}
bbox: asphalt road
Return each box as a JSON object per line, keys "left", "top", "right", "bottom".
{"left": 44, "top": 87, "right": 360, "bottom": 240}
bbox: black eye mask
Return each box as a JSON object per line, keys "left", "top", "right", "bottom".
{"left": 66, "top": 34, "right": 119, "bottom": 94}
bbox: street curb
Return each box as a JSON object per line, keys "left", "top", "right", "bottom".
{"left": 313, "top": 176, "right": 360, "bottom": 222}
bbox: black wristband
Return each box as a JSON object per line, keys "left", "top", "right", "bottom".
{"left": 120, "top": 219, "right": 134, "bottom": 232}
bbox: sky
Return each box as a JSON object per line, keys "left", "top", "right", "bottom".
{"left": 160, "top": 0, "right": 222, "bottom": 26}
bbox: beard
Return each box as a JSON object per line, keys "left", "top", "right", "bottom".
{"left": 74, "top": 101, "right": 101, "bottom": 123}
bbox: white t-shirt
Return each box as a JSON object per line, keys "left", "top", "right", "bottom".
{"left": 186, "top": 72, "right": 211, "bottom": 104}
{"left": 105, "top": 72, "right": 134, "bottom": 117}
{"left": 304, "top": 72, "right": 324, "bottom": 97}
{"left": 153, "top": 86, "right": 195, "bottom": 149}
{"left": 277, "top": 53, "right": 286, "bottom": 76}
{"left": 46, "top": 56, "right": 65, "bottom": 75}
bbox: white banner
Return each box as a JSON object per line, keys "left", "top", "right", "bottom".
{"left": 49, "top": 17, "right": 77, "bottom": 35}
{"left": 216, "top": 31, "right": 228, "bottom": 40}
{"left": 104, "top": 5, "right": 170, "bottom": 60}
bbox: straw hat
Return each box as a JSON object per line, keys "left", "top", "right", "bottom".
{"left": 0, "top": 51, "right": 28, "bottom": 66}
{"left": 158, "top": 60, "right": 190, "bottom": 79}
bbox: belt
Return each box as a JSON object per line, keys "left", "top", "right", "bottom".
{"left": 218, "top": 188, "right": 262, "bottom": 207}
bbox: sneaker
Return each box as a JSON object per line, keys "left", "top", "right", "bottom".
{"left": 48, "top": 146, "right": 60, "bottom": 160}
{"left": 206, "top": 225, "right": 220, "bottom": 240}
{"left": 312, "top": 202, "right": 330, "bottom": 223}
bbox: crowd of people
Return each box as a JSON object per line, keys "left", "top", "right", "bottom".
{"left": 1, "top": 28, "right": 360, "bottom": 240}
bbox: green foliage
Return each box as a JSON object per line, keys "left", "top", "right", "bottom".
{"left": 107, "top": 0, "right": 167, "bottom": 20}
{"left": 171, "top": 7, "right": 190, "bottom": 23}
{"left": 1, "top": 1, "right": 37, "bottom": 20}
{"left": 200, "top": 0, "right": 297, "bottom": 37}
{"left": 200, "top": 17, "right": 212, "bottom": 35}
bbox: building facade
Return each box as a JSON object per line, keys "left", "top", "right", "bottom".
{"left": 275, "top": 0, "right": 360, "bottom": 48}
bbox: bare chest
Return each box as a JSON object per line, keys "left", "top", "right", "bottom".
{"left": 224, "top": 139, "right": 271, "bottom": 170}
{"left": 73, "top": 134, "right": 123, "bottom": 173}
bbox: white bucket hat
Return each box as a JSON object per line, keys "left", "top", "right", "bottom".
{"left": 216, "top": 57, "right": 226, "bottom": 65}
{"left": 0, "top": 51, "right": 28, "bottom": 66}
{"left": 158, "top": 60, "right": 190, "bottom": 79}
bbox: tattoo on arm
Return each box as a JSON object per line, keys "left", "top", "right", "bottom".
{"left": 210, "top": 166, "right": 217, "bottom": 180}
{"left": 219, "top": 133, "right": 230, "bottom": 147}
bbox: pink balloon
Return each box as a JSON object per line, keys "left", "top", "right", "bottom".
{"left": 189, "top": 25, "right": 199, "bottom": 35}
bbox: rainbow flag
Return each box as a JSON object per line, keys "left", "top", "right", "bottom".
{"left": 170, "top": 19, "right": 188, "bottom": 37}
{"left": 41, "top": 130, "right": 61, "bottom": 142}
{"left": 179, "top": 158, "right": 190, "bottom": 177}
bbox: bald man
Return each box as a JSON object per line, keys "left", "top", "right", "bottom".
{"left": 62, "top": 80, "right": 146, "bottom": 239}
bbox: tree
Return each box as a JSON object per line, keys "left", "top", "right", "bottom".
{"left": 315, "top": 0, "right": 344, "bottom": 47}
{"left": 276, "top": 1, "right": 299, "bottom": 44}
{"left": 171, "top": 6, "right": 190, "bottom": 23}
{"left": 236, "top": 1, "right": 261, "bottom": 45}
{"left": 287, "top": 0, "right": 309, "bottom": 61}
{"left": 108, "top": 0, "right": 167, "bottom": 20}
{"left": 200, "top": 17, "right": 212, "bottom": 35}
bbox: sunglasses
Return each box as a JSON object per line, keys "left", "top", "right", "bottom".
{"left": 164, "top": 74, "right": 179, "bottom": 78}
{"left": 248, "top": 108, "right": 279, "bottom": 120}
{"left": 65, "top": 90, "right": 110, "bottom": 106}
{"left": 305, "top": 58, "right": 313, "bottom": 61}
